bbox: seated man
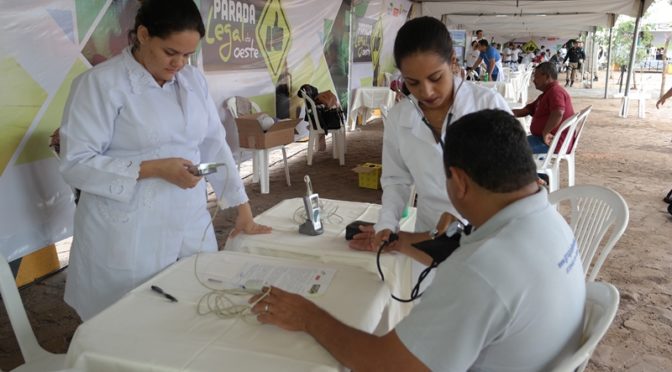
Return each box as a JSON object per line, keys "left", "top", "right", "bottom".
{"left": 249, "top": 109, "right": 586, "bottom": 371}
{"left": 512, "top": 62, "right": 576, "bottom": 154}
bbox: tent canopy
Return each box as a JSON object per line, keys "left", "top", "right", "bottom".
{"left": 418, "top": 0, "right": 654, "bottom": 39}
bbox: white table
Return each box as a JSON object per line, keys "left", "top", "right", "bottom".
{"left": 477, "top": 80, "right": 518, "bottom": 101}
{"left": 347, "top": 87, "right": 396, "bottom": 131}
{"left": 225, "top": 198, "right": 416, "bottom": 330}
{"left": 66, "top": 251, "right": 391, "bottom": 372}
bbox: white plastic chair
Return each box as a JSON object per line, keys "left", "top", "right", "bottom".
{"left": 535, "top": 113, "right": 580, "bottom": 192}
{"left": 301, "top": 92, "right": 346, "bottom": 166}
{"left": 549, "top": 185, "right": 629, "bottom": 281}
{"left": 0, "top": 254, "right": 76, "bottom": 372}
{"left": 518, "top": 69, "right": 533, "bottom": 105}
{"left": 557, "top": 106, "right": 592, "bottom": 187}
{"left": 551, "top": 281, "right": 620, "bottom": 372}
{"left": 225, "top": 97, "right": 291, "bottom": 194}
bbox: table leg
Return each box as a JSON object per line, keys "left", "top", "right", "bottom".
{"left": 260, "top": 149, "right": 269, "bottom": 194}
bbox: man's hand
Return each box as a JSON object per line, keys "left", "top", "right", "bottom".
{"left": 250, "top": 286, "right": 319, "bottom": 332}
{"left": 657, "top": 96, "right": 667, "bottom": 109}
{"left": 348, "top": 224, "right": 376, "bottom": 251}
{"left": 543, "top": 132, "right": 554, "bottom": 146}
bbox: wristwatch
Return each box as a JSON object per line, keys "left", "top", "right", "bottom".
{"left": 445, "top": 220, "right": 465, "bottom": 238}
{"left": 428, "top": 228, "right": 439, "bottom": 240}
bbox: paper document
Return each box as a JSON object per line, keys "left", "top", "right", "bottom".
{"left": 236, "top": 263, "right": 336, "bottom": 297}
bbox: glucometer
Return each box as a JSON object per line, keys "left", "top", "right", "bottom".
{"left": 298, "top": 175, "right": 324, "bottom": 236}
{"left": 187, "top": 162, "right": 226, "bottom": 176}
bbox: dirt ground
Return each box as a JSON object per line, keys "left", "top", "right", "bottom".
{"left": 1, "top": 70, "right": 671, "bottom": 371}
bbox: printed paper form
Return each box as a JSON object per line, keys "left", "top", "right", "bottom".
{"left": 237, "top": 263, "right": 336, "bottom": 297}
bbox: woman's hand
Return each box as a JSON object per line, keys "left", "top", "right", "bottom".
{"left": 230, "top": 203, "right": 272, "bottom": 238}
{"left": 435, "top": 212, "right": 457, "bottom": 236}
{"left": 139, "top": 158, "right": 201, "bottom": 189}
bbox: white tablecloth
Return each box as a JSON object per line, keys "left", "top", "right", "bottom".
{"left": 225, "top": 198, "right": 416, "bottom": 330}
{"left": 347, "top": 87, "right": 396, "bottom": 130}
{"left": 477, "top": 80, "right": 518, "bottom": 101}
{"left": 66, "top": 251, "right": 391, "bottom": 372}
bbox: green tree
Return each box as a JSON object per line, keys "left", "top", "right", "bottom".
{"left": 611, "top": 20, "right": 653, "bottom": 67}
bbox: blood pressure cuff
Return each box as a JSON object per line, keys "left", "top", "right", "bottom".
{"left": 412, "top": 234, "right": 462, "bottom": 265}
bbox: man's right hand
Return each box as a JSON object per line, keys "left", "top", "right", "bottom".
{"left": 348, "top": 224, "right": 376, "bottom": 251}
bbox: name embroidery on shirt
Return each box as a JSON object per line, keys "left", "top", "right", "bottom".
{"left": 557, "top": 240, "right": 579, "bottom": 274}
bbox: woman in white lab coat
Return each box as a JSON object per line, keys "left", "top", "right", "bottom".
{"left": 350, "top": 17, "right": 510, "bottom": 253}
{"left": 59, "top": 0, "right": 270, "bottom": 320}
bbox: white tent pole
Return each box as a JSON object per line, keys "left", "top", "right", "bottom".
{"left": 620, "top": 0, "right": 645, "bottom": 117}
{"left": 604, "top": 19, "right": 614, "bottom": 99}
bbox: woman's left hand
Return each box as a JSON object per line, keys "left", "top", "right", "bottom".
{"left": 230, "top": 203, "right": 272, "bottom": 238}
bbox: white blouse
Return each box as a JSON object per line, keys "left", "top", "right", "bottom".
{"left": 60, "top": 47, "right": 247, "bottom": 320}
{"left": 375, "top": 77, "right": 512, "bottom": 233}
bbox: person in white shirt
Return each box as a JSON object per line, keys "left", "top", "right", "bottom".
{"left": 348, "top": 16, "right": 510, "bottom": 252}
{"left": 510, "top": 43, "right": 520, "bottom": 65}
{"left": 59, "top": 0, "right": 271, "bottom": 321}
{"left": 465, "top": 40, "right": 482, "bottom": 79}
{"left": 249, "top": 109, "right": 586, "bottom": 371}
{"left": 502, "top": 43, "right": 513, "bottom": 66}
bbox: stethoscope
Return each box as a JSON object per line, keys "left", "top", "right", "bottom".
{"left": 393, "top": 76, "right": 465, "bottom": 148}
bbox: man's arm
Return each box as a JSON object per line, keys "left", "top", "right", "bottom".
{"left": 542, "top": 109, "right": 565, "bottom": 145}
{"left": 251, "top": 287, "right": 430, "bottom": 372}
{"left": 488, "top": 58, "right": 496, "bottom": 76}
{"left": 472, "top": 56, "right": 482, "bottom": 70}
{"left": 656, "top": 86, "right": 672, "bottom": 109}
{"left": 511, "top": 107, "right": 530, "bottom": 117}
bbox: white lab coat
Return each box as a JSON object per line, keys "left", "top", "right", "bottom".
{"left": 60, "top": 47, "right": 247, "bottom": 320}
{"left": 376, "top": 77, "right": 511, "bottom": 233}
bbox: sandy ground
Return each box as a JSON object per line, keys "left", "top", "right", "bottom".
{"left": 1, "top": 70, "right": 671, "bottom": 371}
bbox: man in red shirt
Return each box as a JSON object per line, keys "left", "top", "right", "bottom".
{"left": 513, "top": 62, "right": 575, "bottom": 153}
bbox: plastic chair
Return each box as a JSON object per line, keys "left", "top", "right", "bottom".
{"left": 548, "top": 185, "right": 629, "bottom": 281}
{"left": 535, "top": 113, "right": 580, "bottom": 192}
{"left": 0, "top": 254, "right": 73, "bottom": 372}
{"left": 301, "top": 92, "right": 346, "bottom": 166}
{"left": 224, "top": 97, "right": 291, "bottom": 194}
{"left": 550, "top": 281, "right": 620, "bottom": 372}
{"left": 518, "top": 69, "right": 533, "bottom": 104}
{"left": 557, "top": 105, "right": 592, "bottom": 187}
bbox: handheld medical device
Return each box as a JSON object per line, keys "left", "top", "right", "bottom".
{"left": 188, "top": 162, "right": 226, "bottom": 176}
{"left": 298, "top": 175, "right": 324, "bottom": 236}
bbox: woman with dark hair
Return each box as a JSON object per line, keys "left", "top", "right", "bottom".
{"left": 350, "top": 17, "right": 510, "bottom": 260}
{"left": 59, "top": 0, "right": 270, "bottom": 320}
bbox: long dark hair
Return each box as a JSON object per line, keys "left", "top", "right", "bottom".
{"left": 393, "top": 16, "right": 454, "bottom": 68}
{"left": 128, "top": 0, "right": 205, "bottom": 48}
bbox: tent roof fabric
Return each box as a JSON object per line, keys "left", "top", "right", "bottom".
{"left": 420, "top": 0, "right": 653, "bottom": 38}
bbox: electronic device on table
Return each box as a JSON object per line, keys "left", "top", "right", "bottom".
{"left": 299, "top": 175, "right": 324, "bottom": 236}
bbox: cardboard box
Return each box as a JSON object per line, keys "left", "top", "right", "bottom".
{"left": 352, "top": 163, "right": 382, "bottom": 189}
{"left": 236, "top": 113, "right": 300, "bottom": 149}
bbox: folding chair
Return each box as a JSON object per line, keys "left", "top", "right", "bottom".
{"left": 548, "top": 185, "right": 629, "bottom": 282}
{"left": 550, "top": 281, "right": 620, "bottom": 372}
